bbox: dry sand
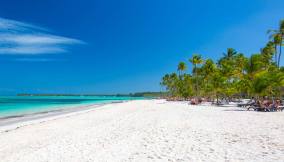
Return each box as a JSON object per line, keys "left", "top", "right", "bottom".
{"left": 0, "top": 99, "right": 283, "bottom": 162}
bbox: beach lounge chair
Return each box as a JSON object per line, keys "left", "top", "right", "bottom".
{"left": 238, "top": 98, "right": 256, "bottom": 108}
{"left": 238, "top": 103, "right": 255, "bottom": 108}
{"left": 211, "top": 100, "right": 224, "bottom": 106}
{"left": 277, "top": 106, "right": 284, "bottom": 111}
{"left": 248, "top": 104, "right": 281, "bottom": 112}
{"left": 247, "top": 105, "right": 257, "bottom": 111}
{"left": 246, "top": 102, "right": 270, "bottom": 111}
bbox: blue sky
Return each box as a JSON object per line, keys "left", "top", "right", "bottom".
{"left": 0, "top": 0, "right": 283, "bottom": 94}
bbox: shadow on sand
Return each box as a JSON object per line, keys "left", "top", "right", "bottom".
{"left": 222, "top": 109, "right": 251, "bottom": 112}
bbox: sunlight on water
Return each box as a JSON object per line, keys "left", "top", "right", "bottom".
{"left": 0, "top": 96, "right": 143, "bottom": 117}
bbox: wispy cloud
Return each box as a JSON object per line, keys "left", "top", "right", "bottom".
{"left": 0, "top": 46, "right": 66, "bottom": 54}
{"left": 0, "top": 17, "right": 48, "bottom": 32}
{"left": 0, "top": 17, "right": 84, "bottom": 55}
{"left": 14, "top": 58, "right": 64, "bottom": 62}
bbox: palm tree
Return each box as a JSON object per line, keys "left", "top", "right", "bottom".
{"left": 161, "top": 73, "right": 179, "bottom": 97}
{"left": 161, "top": 19, "right": 284, "bottom": 100}
{"left": 234, "top": 53, "right": 248, "bottom": 78}
{"left": 211, "top": 69, "right": 226, "bottom": 103}
{"left": 223, "top": 48, "right": 237, "bottom": 60}
{"left": 200, "top": 59, "right": 217, "bottom": 98}
{"left": 189, "top": 54, "right": 203, "bottom": 96}
{"left": 218, "top": 48, "right": 238, "bottom": 77}
{"left": 169, "top": 73, "right": 179, "bottom": 96}
{"left": 177, "top": 62, "right": 187, "bottom": 76}
{"left": 271, "top": 34, "right": 282, "bottom": 64}
{"left": 278, "top": 20, "right": 284, "bottom": 67}
{"left": 202, "top": 59, "right": 216, "bottom": 79}
{"left": 269, "top": 19, "right": 284, "bottom": 67}
{"left": 261, "top": 41, "right": 275, "bottom": 69}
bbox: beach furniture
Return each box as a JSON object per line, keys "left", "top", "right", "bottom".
{"left": 238, "top": 103, "right": 255, "bottom": 108}
{"left": 278, "top": 106, "right": 284, "bottom": 111}
{"left": 248, "top": 104, "right": 283, "bottom": 112}
{"left": 246, "top": 106, "right": 269, "bottom": 111}
{"left": 238, "top": 98, "right": 256, "bottom": 108}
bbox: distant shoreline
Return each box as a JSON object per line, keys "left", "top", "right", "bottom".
{"left": 17, "top": 94, "right": 127, "bottom": 97}
{"left": 17, "top": 92, "right": 165, "bottom": 97}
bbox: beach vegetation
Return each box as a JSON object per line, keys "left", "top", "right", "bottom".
{"left": 161, "top": 19, "right": 284, "bottom": 100}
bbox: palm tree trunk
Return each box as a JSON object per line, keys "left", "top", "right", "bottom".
{"left": 278, "top": 36, "right": 283, "bottom": 67}
{"left": 275, "top": 44, "right": 278, "bottom": 66}
{"left": 195, "top": 64, "right": 198, "bottom": 96}
{"left": 216, "top": 93, "right": 219, "bottom": 104}
{"left": 278, "top": 45, "right": 281, "bottom": 67}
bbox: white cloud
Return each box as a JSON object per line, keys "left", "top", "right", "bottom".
{"left": 0, "top": 34, "right": 83, "bottom": 45}
{"left": 14, "top": 58, "right": 62, "bottom": 62}
{"left": 13, "top": 57, "right": 67, "bottom": 62}
{"left": 0, "top": 17, "right": 84, "bottom": 55}
{"left": 0, "top": 17, "right": 48, "bottom": 32}
{"left": 0, "top": 46, "right": 66, "bottom": 54}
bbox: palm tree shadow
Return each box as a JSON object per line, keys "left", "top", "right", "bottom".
{"left": 222, "top": 109, "right": 249, "bottom": 112}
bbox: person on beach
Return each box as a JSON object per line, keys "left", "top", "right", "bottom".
{"left": 262, "top": 96, "right": 270, "bottom": 107}
{"left": 268, "top": 100, "right": 278, "bottom": 111}
{"left": 255, "top": 98, "right": 268, "bottom": 111}
{"left": 190, "top": 98, "right": 201, "bottom": 105}
{"left": 272, "top": 99, "right": 282, "bottom": 111}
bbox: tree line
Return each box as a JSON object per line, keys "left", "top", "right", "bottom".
{"left": 161, "top": 20, "right": 284, "bottom": 100}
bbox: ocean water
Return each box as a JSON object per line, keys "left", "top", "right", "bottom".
{"left": 0, "top": 96, "right": 143, "bottom": 117}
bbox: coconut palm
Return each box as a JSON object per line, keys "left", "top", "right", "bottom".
{"left": 202, "top": 59, "right": 216, "bottom": 76}
{"left": 218, "top": 48, "right": 238, "bottom": 77}
{"left": 234, "top": 53, "right": 248, "bottom": 78}
{"left": 225, "top": 48, "right": 237, "bottom": 58}
{"left": 221, "top": 48, "right": 237, "bottom": 61}
{"left": 268, "top": 19, "right": 284, "bottom": 67}
{"left": 200, "top": 59, "right": 217, "bottom": 97}
{"left": 161, "top": 73, "right": 179, "bottom": 97}
{"left": 189, "top": 54, "right": 203, "bottom": 96}
{"left": 261, "top": 41, "right": 275, "bottom": 69}
{"left": 177, "top": 62, "right": 187, "bottom": 76}
{"left": 271, "top": 34, "right": 282, "bottom": 64}
{"left": 160, "top": 19, "right": 284, "bottom": 100}
{"left": 211, "top": 69, "right": 226, "bottom": 103}
{"left": 178, "top": 74, "right": 193, "bottom": 98}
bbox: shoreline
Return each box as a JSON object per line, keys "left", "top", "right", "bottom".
{"left": 0, "top": 99, "right": 283, "bottom": 161}
{"left": 0, "top": 100, "right": 127, "bottom": 133}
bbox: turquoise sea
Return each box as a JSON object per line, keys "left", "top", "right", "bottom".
{"left": 0, "top": 96, "right": 143, "bottom": 118}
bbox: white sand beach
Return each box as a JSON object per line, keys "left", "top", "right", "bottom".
{"left": 0, "top": 99, "right": 283, "bottom": 162}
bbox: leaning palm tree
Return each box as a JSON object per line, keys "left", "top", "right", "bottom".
{"left": 268, "top": 19, "right": 284, "bottom": 67}
{"left": 177, "top": 62, "right": 187, "bottom": 76}
{"left": 189, "top": 54, "right": 203, "bottom": 96}
{"left": 271, "top": 34, "right": 282, "bottom": 64}
{"left": 279, "top": 20, "right": 284, "bottom": 67}
{"left": 261, "top": 41, "right": 275, "bottom": 69}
